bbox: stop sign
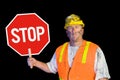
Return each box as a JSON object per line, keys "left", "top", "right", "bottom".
{"left": 5, "top": 13, "right": 50, "bottom": 56}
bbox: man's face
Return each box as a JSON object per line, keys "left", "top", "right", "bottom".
{"left": 66, "top": 25, "right": 84, "bottom": 42}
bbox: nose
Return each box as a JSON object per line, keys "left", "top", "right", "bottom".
{"left": 71, "top": 27, "right": 76, "bottom": 33}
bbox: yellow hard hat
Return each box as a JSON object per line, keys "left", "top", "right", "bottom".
{"left": 64, "top": 14, "right": 85, "bottom": 29}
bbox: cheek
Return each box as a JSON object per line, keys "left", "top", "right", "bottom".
{"left": 66, "top": 31, "right": 71, "bottom": 37}
{"left": 79, "top": 29, "right": 84, "bottom": 35}
{"left": 78, "top": 28, "right": 83, "bottom": 32}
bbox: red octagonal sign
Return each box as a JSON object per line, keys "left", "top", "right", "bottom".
{"left": 5, "top": 13, "right": 50, "bottom": 56}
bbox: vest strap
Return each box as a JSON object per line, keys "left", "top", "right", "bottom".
{"left": 82, "top": 41, "right": 91, "bottom": 63}
{"left": 59, "top": 42, "right": 68, "bottom": 62}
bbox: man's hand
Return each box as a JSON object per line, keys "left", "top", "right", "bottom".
{"left": 27, "top": 57, "right": 37, "bottom": 69}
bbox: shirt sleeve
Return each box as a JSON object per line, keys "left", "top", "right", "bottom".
{"left": 95, "top": 47, "right": 111, "bottom": 80}
{"left": 47, "top": 53, "right": 57, "bottom": 74}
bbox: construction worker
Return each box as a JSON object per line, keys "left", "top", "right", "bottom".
{"left": 27, "top": 14, "right": 111, "bottom": 80}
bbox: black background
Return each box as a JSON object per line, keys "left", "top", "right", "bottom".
{"left": 0, "top": 0, "right": 117, "bottom": 80}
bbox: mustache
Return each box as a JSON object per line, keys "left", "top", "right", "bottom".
{"left": 67, "top": 31, "right": 81, "bottom": 38}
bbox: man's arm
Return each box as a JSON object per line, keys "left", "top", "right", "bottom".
{"left": 95, "top": 47, "right": 111, "bottom": 80}
{"left": 99, "top": 78, "right": 109, "bottom": 80}
{"left": 27, "top": 57, "right": 52, "bottom": 73}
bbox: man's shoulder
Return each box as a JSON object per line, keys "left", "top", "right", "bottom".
{"left": 56, "top": 42, "right": 68, "bottom": 49}
{"left": 85, "top": 40, "right": 99, "bottom": 47}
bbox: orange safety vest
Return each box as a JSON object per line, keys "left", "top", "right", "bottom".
{"left": 55, "top": 40, "right": 98, "bottom": 80}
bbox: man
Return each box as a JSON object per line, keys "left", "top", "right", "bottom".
{"left": 27, "top": 14, "right": 111, "bottom": 80}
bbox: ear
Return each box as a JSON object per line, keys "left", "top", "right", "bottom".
{"left": 66, "top": 30, "right": 68, "bottom": 34}
{"left": 66, "top": 30, "right": 70, "bottom": 38}
{"left": 81, "top": 28, "right": 84, "bottom": 35}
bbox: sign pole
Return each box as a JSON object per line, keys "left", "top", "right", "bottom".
{"left": 28, "top": 48, "right": 33, "bottom": 69}
{"left": 28, "top": 48, "right": 32, "bottom": 58}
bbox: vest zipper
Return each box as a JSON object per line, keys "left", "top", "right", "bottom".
{"left": 67, "top": 67, "right": 71, "bottom": 80}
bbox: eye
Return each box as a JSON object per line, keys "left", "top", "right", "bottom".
{"left": 75, "top": 26, "right": 79, "bottom": 29}
{"left": 67, "top": 26, "right": 72, "bottom": 30}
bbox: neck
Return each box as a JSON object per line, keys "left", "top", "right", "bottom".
{"left": 70, "top": 39, "right": 83, "bottom": 46}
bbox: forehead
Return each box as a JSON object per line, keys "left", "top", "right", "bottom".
{"left": 67, "top": 24, "right": 83, "bottom": 28}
